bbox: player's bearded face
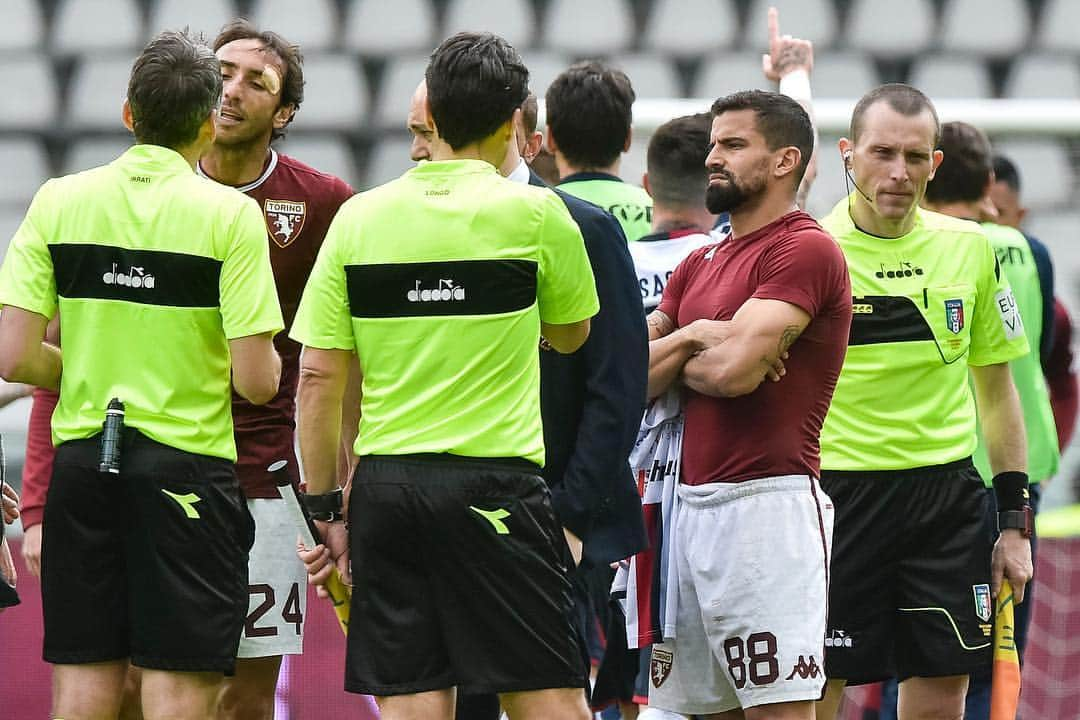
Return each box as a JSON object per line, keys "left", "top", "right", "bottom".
{"left": 705, "top": 163, "right": 768, "bottom": 214}
{"left": 705, "top": 111, "right": 771, "bottom": 214}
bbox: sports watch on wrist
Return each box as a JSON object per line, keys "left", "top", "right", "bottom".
{"left": 997, "top": 506, "right": 1033, "bottom": 539}
{"left": 301, "top": 487, "right": 344, "bottom": 523}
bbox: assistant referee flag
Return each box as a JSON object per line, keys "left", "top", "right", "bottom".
{"left": 990, "top": 579, "right": 1021, "bottom": 720}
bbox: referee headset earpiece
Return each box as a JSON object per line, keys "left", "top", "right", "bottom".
{"left": 842, "top": 150, "right": 873, "bottom": 203}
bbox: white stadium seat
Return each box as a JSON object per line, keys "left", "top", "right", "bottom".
{"left": 250, "top": 0, "right": 337, "bottom": 52}
{"left": 293, "top": 54, "right": 369, "bottom": 131}
{"left": 344, "top": 0, "right": 436, "bottom": 56}
{"left": 373, "top": 54, "right": 430, "bottom": 129}
{"left": 1003, "top": 54, "right": 1080, "bottom": 99}
{"left": 520, "top": 51, "right": 572, "bottom": 99}
{"left": 147, "top": 0, "right": 235, "bottom": 39}
{"left": 66, "top": 55, "right": 133, "bottom": 131}
{"left": 992, "top": 139, "right": 1073, "bottom": 209}
{"left": 543, "top": 0, "right": 633, "bottom": 56}
{"left": 277, "top": 135, "right": 358, "bottom": 189}
{"left": 0, "top": 137, "right": 51, "bottom": 207}
{"left": 62, "top": 136, "right": 132, "bottom": 175}
{"left": 940, "top": 0, "right": 1030, "bottom": 57}
{"left": 0, "top": 55, "right": 59, "bottom": 131}
{"left": 53, "top": 0, "right": 144, "bottom": 54}
{"left": 745, "top": 0, "right": 837, "bottom": 49}
{"left": 365, "top": 137, "right": 416, "bottom": 188}
{"left": 1037, "top": 0, "right": 1080, "bottom": 53}
{"left": 694, "top": 53, "right": 769, "bottom": 99}
{"left": 847, "top": 0, "right": 935, "bottom": 58}
{"left": 908, "top": 55, "right": 994, "bottom": 99}
{"left": 643, "top": 0, "right": 738, "bottom": 58}
{"left": 443, "top": 0, "right": 535, "bottom": 50}
{"left": 811, "top": 53, "right": 879, "bottom": 99}
{"left": 609, "top": 54, "right": 683, "bottom": 98}
{"left": 0, "top": 0, "right": 45, "bottom": 52}
{"left": 1023, "top": 212, "right": 1080, "bottom": 264}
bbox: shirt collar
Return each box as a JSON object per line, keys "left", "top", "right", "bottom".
{"left": 559, "top": 171, "right": 623, "bottom": 185}
{"left": 113, "top": 143, "right": 194, "bottom": 176}
{"left": 196, "top": 149, "right": 278, "bottom": 192}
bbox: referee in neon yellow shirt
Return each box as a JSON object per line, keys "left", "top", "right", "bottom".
{"left": 0, "top": 31, "right": 282, "bottom": 720}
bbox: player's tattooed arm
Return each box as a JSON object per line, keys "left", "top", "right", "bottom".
{"left": 647, "top": 310, "right": 675, "bottom": 340}
{"left": 683, "top": 299, "right": 808, "bottom": 398}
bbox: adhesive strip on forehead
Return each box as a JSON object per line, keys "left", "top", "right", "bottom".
{"left": 262, "top": 65, "right": 281, "bottom": 96}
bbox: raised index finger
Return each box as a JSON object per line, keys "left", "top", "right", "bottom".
{"left": 768, "top": 6, "right": 781, "bottom": 47}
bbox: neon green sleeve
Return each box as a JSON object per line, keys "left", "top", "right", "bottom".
{"left": 535, "top": 191, "right": 599, "bottom": 325}
{"left": 219, "top": 197, "right": 284, "bottom": 340}
{"left": 290, "top": 209, "right": 355, "bottom": 350}
{"left": 969, "top": 229, "right": 1029, "bottom": 366}
{"left": 0, "top": 181, "right": 58, "bottom": 319}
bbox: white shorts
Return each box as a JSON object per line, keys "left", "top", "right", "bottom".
{"left": 237, "top": 498, "right": 308, "bottom": 659}
{"left": 648, "top": 475, "right": 833, "bottom": 715}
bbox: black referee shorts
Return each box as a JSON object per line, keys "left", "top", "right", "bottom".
{"left": 42, "top": 431, "right": 254, "bottom": 673}
{"left": 820, "top": 459, "right": 994, "bottom": 685}
{"left": 345, "top": 454, "right": 587, "bottom": 697}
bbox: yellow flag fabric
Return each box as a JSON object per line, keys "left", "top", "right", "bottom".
{"left": 990, "top": 579, "right": 1021, "bottom": 720}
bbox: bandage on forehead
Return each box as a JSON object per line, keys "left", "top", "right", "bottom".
{"left": 261, "top": 65, "right": 282, "bottom": 95}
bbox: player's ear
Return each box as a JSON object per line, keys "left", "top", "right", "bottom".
{"left": 927, "top": 148, "right": 945, "bottom": 181}
{"left": 273, "top": 104, "right": 295, "bottom": 130}
{"left": 838, "top": 138, "right": 853, "bottom": 168}
{"left": 642, "top": 172, "right": 651, "bottom": 197}
{"left": 775, "top": 146, "right": 800, "bottom": 178}
{"left": 121, "top": 99, "right": 134, "bottom": 132}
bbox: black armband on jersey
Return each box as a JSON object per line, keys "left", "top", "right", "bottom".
{"left": 991, "top": 471, "right": 1030, "bottom": 512}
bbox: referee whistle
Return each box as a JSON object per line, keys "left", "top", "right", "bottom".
{"left": 98, "top": 398, "right": 125, "bottom": 474}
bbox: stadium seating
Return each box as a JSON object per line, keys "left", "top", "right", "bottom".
{"left": 993, "top": 138, "right": 1074, "bottom": 208}
{"left": 365, "top": 136, "right": 415, "bottom": 187}
{"left": 344, "top": 0, "right": 436, "bottom": 56}
{"left": 811, "top": 53, "right": 879, "bottom": 98}
{"left": 642, "top": 0, "right": 738, "bottom": 58}
{"left": 1037, "top": 0, "right": 1080, "bottom": 53}
{"left": 61, "top": 135, "right": 132, "bottom": 175}
{"left": 250, "top": 0, "right": 338, "bottom": 52}
{"left": 444, "top": 0, "right": 535, "bottom": 50}
{"left": 940, "top": 0, "right": 1030, "bottom": 57}
{"left": 293, "top": 54, "right": 369, "bottom": 131}
{"left": 147, "top": 0, "right": 235, "bottom": 38}
{"left": 746, "top": 0, "right": 837, "bottom": 49}
{"left": 610, "top": 54, "right": 683, "bottom": 98}
{"left": 543, "top": 0, "right": 633, "bottom": 55}
{"left": 846, "top": 0, "right": 935, "bottom": 58}
{"left": 521, "top": 51, "right": 573, "bottom": 98}
{"left": 66, "top": 55, "right": 136, "bottom": 131}
{"left": 694, "top": 53, "right": 770, "bottom": 99}
{"left": 908, "top": 55, "right": 995, "bottom": 99}
{"left": 373, "top": 53, "right": 430, "bottom": 129}
{"left": 53, "top": 0, "right": 144, "bottom": 54}
{"left": 279, "top": 134, "right": 360, "bottom": 188}
{"left": 0, "top": 0, "right": 44, "bottom": 52}
{"left": 0, "top": 55, "right": 59, "bottom": 131}
{"left": 1003, "top": 54, "right": 1080, "bottom": 98}
{"left": 0, "top": 137, "right": 50, "bottom": 207}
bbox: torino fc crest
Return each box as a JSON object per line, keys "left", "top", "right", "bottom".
{"left": 945, "top": 298, "right": 965, "bottom": 334}
{"left": 264, "top": 199, "right": 307, "bottom": 248}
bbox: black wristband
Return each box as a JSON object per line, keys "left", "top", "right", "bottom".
{"left": 991, "top": 471, "right": 1030, "bottom": 512}
{"left": 301, "top": 488, "right": 343, "bottom": 519}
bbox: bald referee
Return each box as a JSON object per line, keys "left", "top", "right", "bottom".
{"left": 0, "top": 31, "right": 282, "bottom": 720}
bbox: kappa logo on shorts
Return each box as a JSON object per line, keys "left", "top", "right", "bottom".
{"left": 162, "top": 489, "right": 203, "bottom": 519}
{"left": 651, "top": 648, "right": 673, "bottom": 688}
{"left": 973, "top": 583, "right": 992, "bottom": 623}
{"left": 785, "top": 654, "right": 821, "bottom": 680}
{"left": 469, "top": 506, "right": 511, "bottom": 535}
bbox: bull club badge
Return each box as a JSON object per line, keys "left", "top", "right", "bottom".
{"left": 945, "top": 298, "right": 965, "bottom": 334}
{"left": 651, "top": 648, "right": 673, "bottom": 688}
{"left": 264, "top": 199, "right": 307, "bottom": 248}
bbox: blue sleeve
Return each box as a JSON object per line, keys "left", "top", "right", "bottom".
{"left": 1026, "top": 233, "right": 1055, "bottom": 366}
{"left": 549, "top": 208, "right": 649, "bottom": 539}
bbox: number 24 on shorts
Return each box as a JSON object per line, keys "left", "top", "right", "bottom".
{"left": 245, "top": 582, "right": 304, "bottom": 637}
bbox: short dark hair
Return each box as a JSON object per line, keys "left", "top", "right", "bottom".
{"left": 925, "top": 121, "right": 992, "bottom": 204}
{"left": 521, "top": 92, "right": 539, "bottom": 135}
{"left": 993, "top": 154, "right": 1022, "bottom": 194}
{"left": 647, "top": 113, "right": 713, "bottom": 207}
{"left": 710, "top": 91, "right": 814, "bottom": 188}
{"left": 425, "top": 32, "right": 529, "bottom": 150}
{"left": 545, "top": 61, "right": 635, "bottom": 169}
{"left": 213, "top": 19, "right": 304, "bottom": 142}
{"left": 850, "top": 83, "right": 940, "bottom": 147}
{"left": 128, "top": 30, "right": 222, "bottom": 149}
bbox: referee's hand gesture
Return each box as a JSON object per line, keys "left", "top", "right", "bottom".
{"left": 991, "top": 529, "right": 1033, "bottom": 604}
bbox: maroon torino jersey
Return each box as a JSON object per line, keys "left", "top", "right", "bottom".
{"left": 200, "top": 150, "right": 353, "bottom": 497}
{"left": 657, "top": 210, "right": 851, "bottom": 486}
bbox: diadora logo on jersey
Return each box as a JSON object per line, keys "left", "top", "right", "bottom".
{"left": 651, "top": 648, "right": 673, "bottom": 688}
{"left": 264, "top": 199, "right": 307, "bottom": 248}
{"left": 973, "top": 583, "right": 992, "bottom": 623}
{"left": 102, "top": 262, "right": 155, "bottom": 288}
{"left": 824, "top": 629, "right": 853, "bottom": 648}
{"left": 785, "top": 655, "right": 821, "bottom": 680}
{"left": 945, "top": 298, "right": 965, "bottom": 334}
{"left": 875, "top": 261, "right": 924, "bottom": 279}
{"left": 407, "top": 279, "right": 466, "bottom": 303}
